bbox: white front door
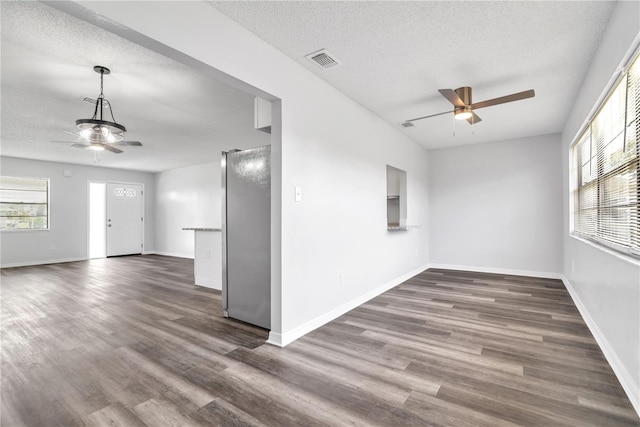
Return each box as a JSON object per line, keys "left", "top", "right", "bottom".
{"left": 106, "top": 182, "right": 143, "bottom": 257}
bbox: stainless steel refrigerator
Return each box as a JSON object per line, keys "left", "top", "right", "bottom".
{"left": 222, "top": 146, "right": 271, "bottom": 330}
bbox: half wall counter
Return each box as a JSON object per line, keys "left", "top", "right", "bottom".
{"left": 182, "top": 228, "right": 222, "bottom": 290}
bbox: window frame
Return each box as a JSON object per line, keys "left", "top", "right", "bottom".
{"left": 0, "top": 176, "right": 51, "bottom": 232}
{"left": 569, "top": 48, "right": 640, "bottom": 259}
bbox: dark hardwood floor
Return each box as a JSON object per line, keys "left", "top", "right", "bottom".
{"left": 1, "top": 255, "right": 638, "bottom": 426}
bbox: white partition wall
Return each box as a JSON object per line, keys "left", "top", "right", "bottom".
{"left": 155, "top": 161, "right": 221, "bottom": 259}
{"left": 74, "top": 1, "right": 430, "bottom": 346}
{"left": 194, "top": 230, "right": 222, "bottom": 290}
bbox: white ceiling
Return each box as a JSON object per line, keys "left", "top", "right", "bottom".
{"left": 1, "top": 2, "right": 617, "bottom": 173}
{"left": 209, "top": 1, "right": 616, "bottom": 149}
{"left": 1, "top": 1, "right": 269, "bottom": 173}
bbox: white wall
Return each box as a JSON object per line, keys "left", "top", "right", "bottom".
{"left": 428, "top": 134, "right": 563, "bottom": 276}
{"left": 0, "top": 156, "right": 155, "bottom": 267}
{"left": 76, "top": 1, "right": 431, "bottom": 345}
{"left": 155, "top": 161, "right": 221, "bottom": 258}
{"left": 560, "top": 0, "right": 640, "bottom": 412}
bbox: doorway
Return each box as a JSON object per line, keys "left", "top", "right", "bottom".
{"left": 89, "top": 182, "right": 106, "bottom": 259}
{"left": 89, "top": 181, "right": 144, "bottom": 258}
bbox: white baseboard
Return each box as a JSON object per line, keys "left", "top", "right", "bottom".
{"left": 561, "top": 275, "right": 640, "bottom": 417}
{"left": 152, "top": 251, "right": 194, "bottom": 259}
{"left": 427, "top": 263, "right": 563, "bottom": 280}
{"left": 1, "top": 252, "right": 163, "bottom": 268}
{"left": 267, "top": 262, "right": 431, "bottom": 348}
{"left": 0, "top": 252, "right": 186, "bottom": 268}
{"left": 266, "top": 331, "right": 283, "bottom": 347}
{"left": 1, "top": 256, "right": 86, "bottom": 269}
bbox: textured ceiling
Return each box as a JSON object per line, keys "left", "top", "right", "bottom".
{"left": 1, "top": 1, "right": 269, "bottom": 173}
{"left": 0, "top": 1, "right": 618, "bottom": 172}
{"left": 209, "top": 1, "right": 616, "bottom": 149}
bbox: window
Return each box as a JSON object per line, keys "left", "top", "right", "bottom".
{"left": 114, "top": 187, "right": 136, "bottom": 197}
{"left": 0, "top": 176, "right": 50, "bottom": 230}
{"left": 571, "top": 52, "right": 639, "bottom": 256}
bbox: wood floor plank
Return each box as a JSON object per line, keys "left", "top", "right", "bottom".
{"left": 193, "top": 398, "right": 268, "bottom": 427}
{"left": 435, "top": 383, "right": 578, "bottom": 426}
{"left": 302, "top": 334, "right": 412, "bottom": 370}
{"left": 577, "top": 395, "right": 640, "bottom": 422}
{"left": 224, "top": 346, "right": 429, "bottom": 426}
{"left": 361, "top": 329, "right": 525, "bottom": 376}
{"left": 404, "top": 390, "right": 522, "bottom": 427}
{"left": 83, "top": 402, "right": 147, "bottom": 427}
{"left": 220, "top": 360, "right": 387, "bottom": 426}
{"left": 254, "top": 342, "right": 419, "bottom": 406}
{"left": 134, "top": 398, "right": 206, "bottom": 427}
{"left": 1, "top": 257, "right": 638, "bottom": 426}
{"left": 115, "top": 346, "right": 216, "bottom": 408}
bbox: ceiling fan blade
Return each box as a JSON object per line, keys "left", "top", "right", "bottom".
{"left": 71, "top": 143, "right": 89, "bottom": 149}
{"left": 103, "top": 145, "right": 123, "bottom": 154}
{"left": 51, "top": 140, "right": 82, "bottom": 144}
{"left": 61, "top": 131, "right": 87, "bottom": 143}
{"left": 403, "top": 110, "right": 454, "bottom": 125}
{"left": 466, "top": 111, "right": 482, "bottom": 125}
{"left": 470, "top": 89, "right": 535, "bottom": 110}
{"left": 118, "top": 140, "right": 143, "bottom": 146}
{"left": 438, "top": 89, "right": 466, "bottom": 107}
{"left": 64, "top": 130, "right": 84, "bottom": 138}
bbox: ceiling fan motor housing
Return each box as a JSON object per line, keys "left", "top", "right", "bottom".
{"left": 455, "top": 86, "right": 472, "bottom": 105}
{"left": 453, "top": 87, "right": 473, "bottom": 118}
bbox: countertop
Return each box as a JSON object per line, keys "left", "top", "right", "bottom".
{"left": 182, "top": 228, "right": 222, "bottom": 232}
{"left": 387, "top": 225, "right": 424, "bottom": 231}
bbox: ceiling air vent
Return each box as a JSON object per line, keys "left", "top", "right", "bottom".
{"left": 305, "top": 49, "right": 342, "bottom": 70}
{"left": 401, "top": 122, "right": 415, "bottom": 128}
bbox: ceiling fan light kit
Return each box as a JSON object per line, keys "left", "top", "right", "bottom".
{"left": 454, "top": 107, "right": 473, "bottom": 120}
{"left": 76, "top": 118, "right": 125, "bottom": 143}
{"left": 403, "top": 85, "right": 535, "bottom": 128}
{"left": 75, "top": 65, "right": 127, "bottom": 145}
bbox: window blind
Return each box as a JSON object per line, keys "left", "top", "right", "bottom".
{"left": 0, "top": 176, "right": 49, "bottom": 230}
{"left": 571, "top": 53, "right": 639, "bottom": 255}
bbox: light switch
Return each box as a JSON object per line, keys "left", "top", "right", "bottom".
{"left": 295, "top": 186, "right": 302, "bottom": 202}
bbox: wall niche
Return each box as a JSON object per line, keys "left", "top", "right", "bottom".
{"left": 386, "top": 165, "right": 406, "bottom": 229}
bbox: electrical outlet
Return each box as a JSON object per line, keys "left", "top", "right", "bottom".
{"left": 206, "top": 250, "right": 211, "bottom": 259}
{"left": 339, "top": 273, "right": 344, "bottom": 285}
